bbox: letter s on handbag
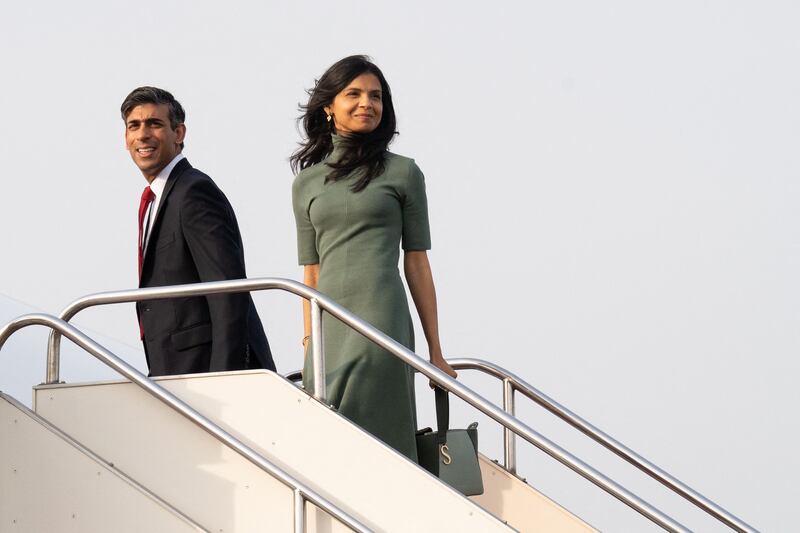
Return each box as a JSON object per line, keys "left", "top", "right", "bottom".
{"left": 416, "top": 387, "right": 484, "bottom": 496}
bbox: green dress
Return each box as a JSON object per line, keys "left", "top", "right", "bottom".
{"left": 292, "top": 138, "right": 431, "bottom": 461}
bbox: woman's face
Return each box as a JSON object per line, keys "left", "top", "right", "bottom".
{"left": 325, "top": 72, "right": 383, "bottom": 135}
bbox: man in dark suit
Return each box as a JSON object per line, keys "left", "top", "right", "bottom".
{"left": 121, "top": 86, "right": 275, "bottom": 376}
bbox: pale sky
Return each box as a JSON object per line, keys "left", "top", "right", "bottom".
{"left": 1, "top": 1, "right": 798, "bottom": 531}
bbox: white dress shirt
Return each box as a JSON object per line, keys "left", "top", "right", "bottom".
{"left": 143, "top": 153, "right": 185, "bottom": 250}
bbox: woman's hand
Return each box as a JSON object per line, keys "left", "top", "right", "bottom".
{"left": 431, "top": 354, "right": 457, "bottom": 378}
{"left": 429, "top": 352, "right": 457, "bottom": 388}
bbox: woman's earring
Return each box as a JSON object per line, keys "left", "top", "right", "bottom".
{"left": 326, "top": 114, "right": 332, "bottom": 123}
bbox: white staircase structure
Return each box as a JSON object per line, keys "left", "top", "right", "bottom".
{"left": 1, "top": 393, "right": 203, "bottom": 532}
{"left": 0, "top": 278, "right": 759, "bottom": 532}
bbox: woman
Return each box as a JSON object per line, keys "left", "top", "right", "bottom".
{"left": 291, "top": 55, "right": 457, "bottom": 461}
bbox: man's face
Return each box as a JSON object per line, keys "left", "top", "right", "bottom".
{"left": 124, "top": 103, "right": 185, "bottom": 182}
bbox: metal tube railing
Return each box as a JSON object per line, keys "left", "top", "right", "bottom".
{"left": 1, "top": 314, "right": 370, "bottom": 533}
{"left": 502, "top": 377, "right": 517, "bottom": 475}
{"left": 294, "top": 489, "right": 305, "bottom": 533}
{"left": 41, "top": 277, "right": 695, "bottom": 532}
{"left": 448, "top": 358, "right": 758, "bottom": 533}
{"left": 310, "top": 298, "right": 326, "bottom": 402}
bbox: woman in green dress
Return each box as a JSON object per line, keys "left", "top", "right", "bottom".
{"left": 291, "top": 55, "right": 457, "bottom": 460}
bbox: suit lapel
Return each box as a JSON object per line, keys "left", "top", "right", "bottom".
{"left": 142, "top": 157, "right": 191, "bottom": 264}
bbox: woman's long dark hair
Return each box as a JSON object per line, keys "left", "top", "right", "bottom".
{"left": 290, "top": 55, "right": 398, "bottom": 192}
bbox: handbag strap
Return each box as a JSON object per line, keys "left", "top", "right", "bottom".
{"left": 434, "top": 386, "right": 450, "bottom": 444}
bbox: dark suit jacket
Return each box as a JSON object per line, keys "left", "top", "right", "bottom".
{"left": 136, "top": 158, "right": 275, "bottom": 376}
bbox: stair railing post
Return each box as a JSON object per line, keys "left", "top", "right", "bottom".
{"left": 294, "top": 489, "right": 305, "bottom": 533}
{"left": 503, "top": 377, "right": 517, "bottom": 474}
{"left": 46, "top": 330, "right": 61, "bottom": 384}
{"left": 310, "top": 298, "right": 326, "bottom": 403}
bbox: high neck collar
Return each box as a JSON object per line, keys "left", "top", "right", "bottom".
{"left": 329, "top": 133, "right": 349, "bottom": 162}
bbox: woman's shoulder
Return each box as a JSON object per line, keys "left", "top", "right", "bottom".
{"left": 384, "top": 152, "right": 423, "bottom": 179}
{"left": 292, "top": 162, "right": 328, "bottom": 192}
{"left": 385, "top": 151, "right": 415, "bottom": 166}
{"left": 295, "top": 161, "right": 330, "bottom": 180}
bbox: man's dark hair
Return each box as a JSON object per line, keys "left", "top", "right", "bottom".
{"left": 121, "top": 86, "right": 186, "bottom": 149}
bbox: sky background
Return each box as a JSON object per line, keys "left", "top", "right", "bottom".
{"left": 1, "top": 1, "right": 798, "bottom": 531}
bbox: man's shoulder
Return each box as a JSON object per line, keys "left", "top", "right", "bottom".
{"left": 170, "top": 162, "right": 221, "bottom": 197}
{"left": 173, "top": 160, "right": 214, "bottom": 185}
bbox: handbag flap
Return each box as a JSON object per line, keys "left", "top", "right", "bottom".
{"left": 437, "top": 430, "right": 484, "bottom": 496}
{"left": 416, "top": 387, "right": 484, "bottom": 496}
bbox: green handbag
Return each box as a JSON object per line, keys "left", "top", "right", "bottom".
{"left": 416, "top": 387, "right": 484, "bottom": 496}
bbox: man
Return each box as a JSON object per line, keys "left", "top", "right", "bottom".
{"left": 121, "top": 86, "right": 274, "bottom": 376}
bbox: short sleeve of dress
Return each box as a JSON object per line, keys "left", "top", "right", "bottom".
{"left": 401, "top": 160, "right": 432, "bottom": 251}
{"left": 292, "top": 177, "right": 320, "bottom": 265}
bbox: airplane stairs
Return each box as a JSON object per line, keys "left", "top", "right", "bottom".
{"left": 1, "top": 366, "right": 593, "bottom": 532}
{"left": 0, "top": 278, "right": 758, "bottom": 532}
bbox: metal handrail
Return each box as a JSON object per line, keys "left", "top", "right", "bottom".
{"left": 447, "top": 358, "right": 758, "bottom": 533}
{"left": 44, "top": 277, "right": 691, "bottom": 532}
{"left": 1, "top": 314, "right": 370, "bottom": 533}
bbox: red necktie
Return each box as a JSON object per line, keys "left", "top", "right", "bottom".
{"left": 138, "top": 186, "right": 156, "bottom": 278}
{"left": 138, "top": 186, "right": 155, "bottom": 340}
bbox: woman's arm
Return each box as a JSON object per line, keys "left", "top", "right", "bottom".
{"left": 404, "top": 250, "right": 458, "bottom": 381}
{"left": 302, "top": 263, "right": 321, "bottom": 355}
